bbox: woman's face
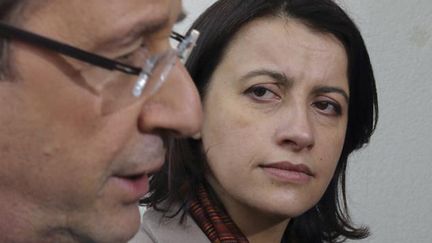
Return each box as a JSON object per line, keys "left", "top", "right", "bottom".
{"left": 201, "top": 17, "right": 349, "bottom": 222}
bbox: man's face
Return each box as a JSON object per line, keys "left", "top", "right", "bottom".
{"left": 0, "top": 0, "right": 202, "bottom": 242}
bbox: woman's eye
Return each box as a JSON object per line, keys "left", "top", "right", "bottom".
{"left": 313, "top": 101, "right": 342, "bottom": 116}
{"left": 245, "top": 85, "right": 280, "bottom": 101}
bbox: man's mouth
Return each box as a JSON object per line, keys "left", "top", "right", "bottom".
{"left": 113, "top": 173, "right": 150, "bottom": 203}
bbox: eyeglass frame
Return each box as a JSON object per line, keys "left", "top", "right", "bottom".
{"left": 0, "top": 22, "right": 199, "bottom": 97}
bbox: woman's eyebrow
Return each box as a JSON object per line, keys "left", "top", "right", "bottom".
{"left": 239, "top": 69, "right": 293, "bottom": 87}
{"left": 312, "top": 85, "right": 350, "bottom": 102}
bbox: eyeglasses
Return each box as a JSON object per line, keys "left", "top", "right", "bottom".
{"left": 0, "top": 22, "right": 200, "bottom": 114}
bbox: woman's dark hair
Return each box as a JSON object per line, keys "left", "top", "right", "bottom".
{"left": 142, "top": 0, "right": 378, "bottom": 242}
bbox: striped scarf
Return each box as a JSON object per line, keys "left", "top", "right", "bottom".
{"left": 189, "top": 183, "right": 249, "bottom": 243}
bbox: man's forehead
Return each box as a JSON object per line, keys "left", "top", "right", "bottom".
{"left": 38, "top": 0, "right": 175, "bottom": 24}
{"left": 25, "top": 0, "right": 183, "bottom": 47}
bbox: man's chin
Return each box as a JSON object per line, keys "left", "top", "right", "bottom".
{"left": 82, "top": 204, "right": 141, "bottom": 243}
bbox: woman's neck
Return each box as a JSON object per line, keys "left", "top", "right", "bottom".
{"left": 226, "top": 202, "right": 290, "bottom": 243}
{"left": 207, "top": 178, "right": 290, "bottom": 243}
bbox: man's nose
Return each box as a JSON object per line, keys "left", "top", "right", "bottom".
{"left": 137, "top": 60, "right": 203, "bottom": 137}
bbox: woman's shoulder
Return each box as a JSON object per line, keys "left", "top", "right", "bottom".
{"left": 129, "top": 206, "right": 209, "bottom": 243}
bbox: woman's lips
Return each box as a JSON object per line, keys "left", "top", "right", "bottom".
{"left": 260, "top": 161, "right": 314, "bottom": 184}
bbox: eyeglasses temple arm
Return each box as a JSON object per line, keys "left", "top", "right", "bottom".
{"left": 0, "top": 23, "right": 142, "bottom": 75}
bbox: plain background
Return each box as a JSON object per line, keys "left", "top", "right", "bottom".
{"left": 171, "top": 1, "right": 432, "bottom": 242}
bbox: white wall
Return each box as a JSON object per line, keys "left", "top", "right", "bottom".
{"left": 179, "top": 1, "right": 432, "bottom": 242}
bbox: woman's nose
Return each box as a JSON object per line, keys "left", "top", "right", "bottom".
{"left": 274, "top": 104, "right": 315, "bottom": 152}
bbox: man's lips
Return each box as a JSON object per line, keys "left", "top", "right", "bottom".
{"left": 260, "top": 161, "right": 314, "bottom": 184}
{"left": 112, "top": 160, "right": 164, "bottom": 203}
{"left": 113, "top": 173, "right": 149, "bottom": 202}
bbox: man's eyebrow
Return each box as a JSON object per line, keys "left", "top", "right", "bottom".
{"left": 141, "top": 17, "right": 169, "bottom": 35}
{"left": 239, "top": 69, "right": 293, "bottom": 87}
{"left": 122, "top": 15, "right": 170, "bottom": 41}
{"left": 312, "top": 85, "right": 350, "bottom": 102}
{"left": 102, "top": 11, "right": 176, "bottom": 50}
{"left": 176, "top": 10, "right": 187, "bottom": 23}
{"left": 134, "top": 11, "right": 185, "bottom": 38}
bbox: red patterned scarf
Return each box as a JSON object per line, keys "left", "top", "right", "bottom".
{"left": 188, "top": 183, "right": 249, "bottom": 243}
